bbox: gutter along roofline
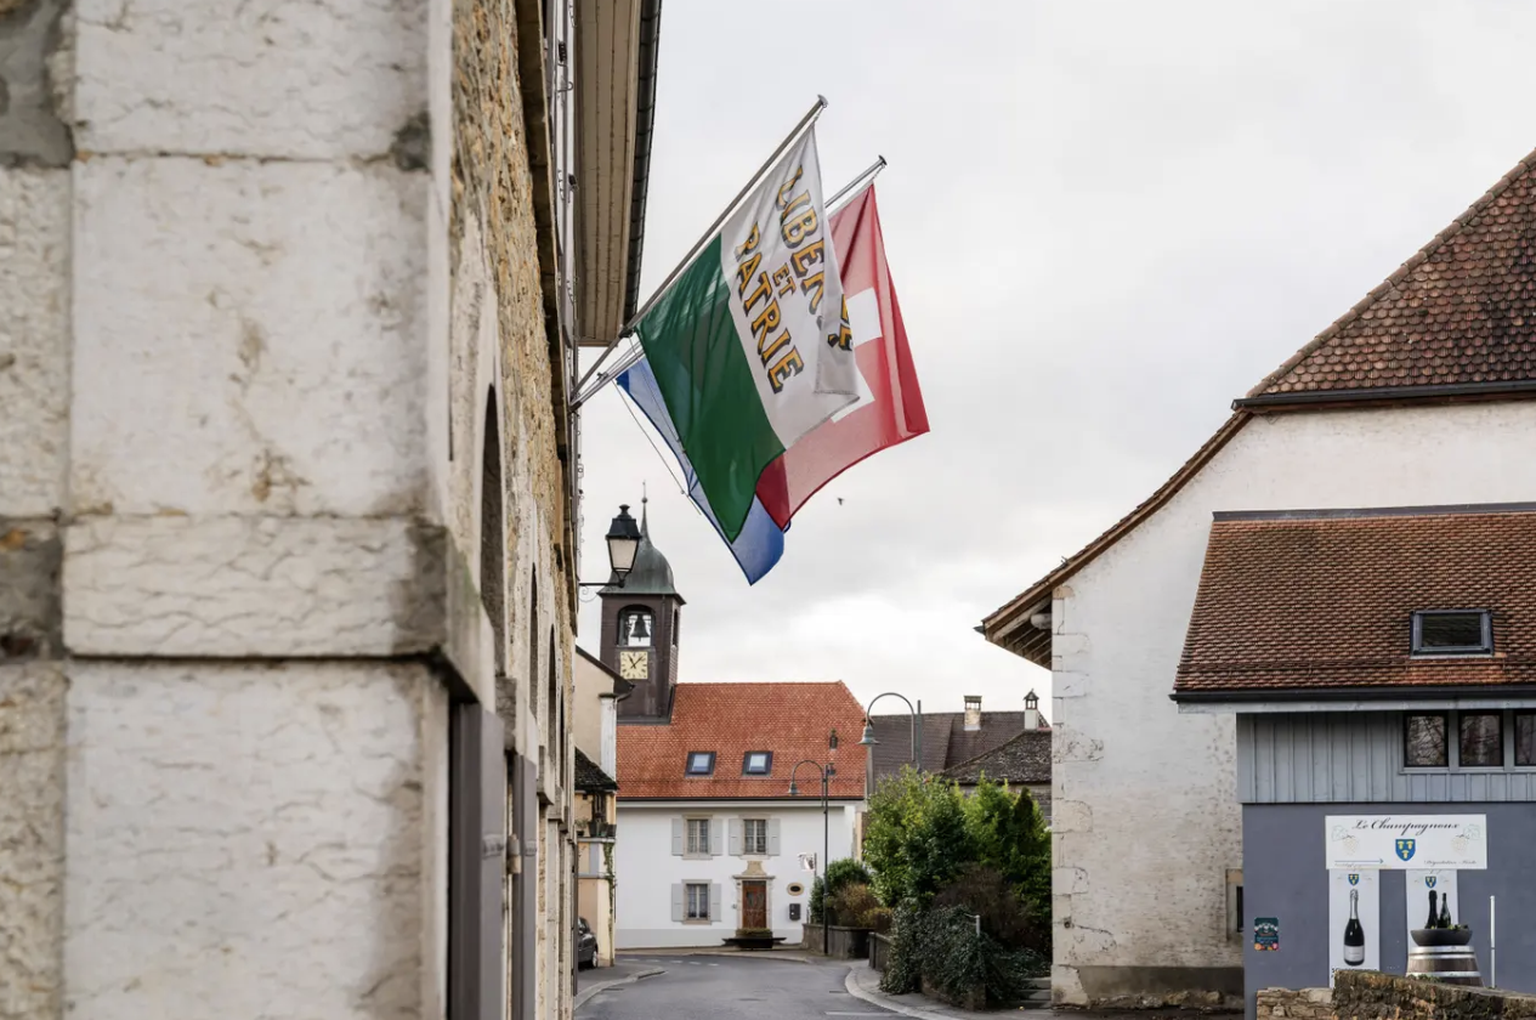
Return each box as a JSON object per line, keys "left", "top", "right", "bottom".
{"left": 623, "top": 0, "right": 662, "bottom": 324}
{"left": 1235, "top": 380, "right": 1536, "bottom": 410}
{"left": 1171, "top": 683, "right": 1536, "bottom": 704}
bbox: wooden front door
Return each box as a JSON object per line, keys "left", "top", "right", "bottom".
{"left": 741, "top": 880, "right": 768, "bottom": 930}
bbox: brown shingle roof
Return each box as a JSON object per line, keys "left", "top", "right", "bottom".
{"left": 1247, "top": 147, "right": 1536, "bottom": 401}
{"left": 867, "top": 711, "right": 1050, "bottom": 782}
{"left": 575, "top": 747, "right": 618, "bottom": 791}
{"left": 940, "top": 729, "right": 1051, "bottom": 785}
{"left": 616, "top": 682, "right": 867, "bottom": 799}
{"left": 1174, "top": 505, "right": 1536, "bottom": 696}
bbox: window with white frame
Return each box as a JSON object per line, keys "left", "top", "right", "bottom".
{"left": 685, "top": 882, "right": 710, "bottom": 920}
{"left": 686, "top": 818, "right": 710, "bottom": 855}
{"left": 743, "top": 818, "right": 768, "bottom": 855}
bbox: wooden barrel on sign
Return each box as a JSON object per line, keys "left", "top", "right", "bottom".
{"left": 1408, "top": 929, "right": 1482, "bottom": 986}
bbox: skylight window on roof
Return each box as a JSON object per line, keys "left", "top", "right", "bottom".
{"left": 742, "top": 751, "right": 772, "bottom": 775}
{"left": 686, "top": 751, "right": 715, "bottom": 776}
{"left": 1411, "top": 611, "right": 1492, "bottom": 656}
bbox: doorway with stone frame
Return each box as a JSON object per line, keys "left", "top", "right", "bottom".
{"left": 734, "top": 861, "right": 772, "bottom": 933}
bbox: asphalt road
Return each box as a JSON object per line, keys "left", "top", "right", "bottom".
{"left": 578, "top": 955, "right": 900, "bottom": 1020}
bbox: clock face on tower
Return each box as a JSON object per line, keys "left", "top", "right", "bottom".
{"left": 619, "top": 650, "right": 649, "bottom": 680}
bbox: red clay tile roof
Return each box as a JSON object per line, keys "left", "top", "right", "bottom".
{"left": 1174, "top": 506, "right": 1536, "bottom": 696}
{"left": 1248, "top": 147, "right": 1536, "bottom": 401}
{"left": 617, "top": 682, "right": 867, "bottom": 799}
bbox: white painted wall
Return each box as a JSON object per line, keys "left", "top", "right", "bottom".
{"left": 572, "top": 651, "right": 610, "bottom": 766}
{"left": 1051, "top": 400, "right": 1536, "bottom": 1006}
{"left": 615, "top": 801, "right": 860, "bottom": 948}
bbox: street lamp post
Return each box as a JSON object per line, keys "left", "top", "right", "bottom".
{"left": 789, "top": 758, "right": 832, "bottom": 955}
{"left": 577, "top": 504, "right": 642, "bottom": 589}
{"left": 858, "top": 692, "right": 922, "bottom": 797}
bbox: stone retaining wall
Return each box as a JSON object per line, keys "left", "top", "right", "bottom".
{"left": 1256, "top": 987, "right": 1333, "bottom": 1020}
{"left": 1334, "top": 970, "right": 1536, "bottom": 1019}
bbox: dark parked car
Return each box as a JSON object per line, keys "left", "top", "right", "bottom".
{"left": 577, "top": 917, "right": 598, "bottom": 970}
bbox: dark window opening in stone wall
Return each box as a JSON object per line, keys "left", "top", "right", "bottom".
{"left": 480, "top": 391, "right": 505, "bottom": 676}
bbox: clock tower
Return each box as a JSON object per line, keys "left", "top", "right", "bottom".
{"left": 600, "top": 497, "right": 685, "bottom": 720}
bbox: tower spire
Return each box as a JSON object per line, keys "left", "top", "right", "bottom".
{"left": 641, "top": 482, "right": 649, "bottom": 536}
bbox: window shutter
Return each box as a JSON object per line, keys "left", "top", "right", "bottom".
{"left": 710, "top": 818, "right": 724, "bottom": 856}
{"left": 728, "top": 818, "right": 743, "bottom": 856}
{"left": 671, "top": 884, "right": 684, "bottom": 922}
{"left": 768, "top": 818, "right": 781, "bottom": 856}
{"left": 710, "top": 883, "right": 722, "bottom": 923}
{"left": 671, "top": 818, "right": 683, "bottom": 856}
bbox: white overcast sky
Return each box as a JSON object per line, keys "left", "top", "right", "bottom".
{"left": 575, "top": 1, "right": 1536, "bottom": 719}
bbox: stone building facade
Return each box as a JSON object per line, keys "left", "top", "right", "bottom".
{"left": 0, "top": 0, "right": 658, "bottom": 1018}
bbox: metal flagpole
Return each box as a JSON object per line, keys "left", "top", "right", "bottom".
{"left": 826, "top": 155, "right": 886, "bottom": 212}
{"left": 573, "top": 95, "right": 830, "bottom": 398}
{"left": 570, "top": 153, "right": 891, "bottom": 411}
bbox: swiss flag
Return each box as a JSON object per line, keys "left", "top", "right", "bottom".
{"left": 754, "top": 184, "right": 930, "bottom": 528}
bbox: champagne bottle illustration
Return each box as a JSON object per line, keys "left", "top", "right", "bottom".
{"left": 1343, "top": 888, "right": 1366, "bottom": 965}
{"left": 1425, "top": 889, "right": 1439, "bottom": 929}
{"left": 1439, "top": 894, "right": 1452, "bottom": 929}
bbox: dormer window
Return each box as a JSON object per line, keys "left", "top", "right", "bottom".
{"left": 685, "top": 751, "right": 715, "bottom": 776}
{"left": 1411, "top": 610, "right": 1492, "bottom": 656}
{"left": 742, "top": 751, "right": 772, "bottom": 775}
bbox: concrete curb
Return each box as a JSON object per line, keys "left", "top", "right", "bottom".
{"left": 574, "top": 967, "right": 663, "bottom": 1012}
{"left": 844, "top": 963, "right": 972, "bottom": 1020}
{"left": 619, "top": 948, "right": 819, "bottom": 964}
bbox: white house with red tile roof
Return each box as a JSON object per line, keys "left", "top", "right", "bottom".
{"left": 614, "top": 681, "right": 867, "bottom": 949}
{"left": 981, "top": 145, "right": 1536, "bottom": 1013}
{"left": 595, "top": 511, "right": 868, "bottom": 948}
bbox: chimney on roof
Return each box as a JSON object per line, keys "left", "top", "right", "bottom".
{"left": 1024, "top": 689, "right": 1040, "bottom": 731}
{"left": 963, "top": 695, "right": 982, "bottom": 732}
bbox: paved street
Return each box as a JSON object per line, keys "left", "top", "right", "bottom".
{"left": 578, "top": 954, "right": 900, "bottom": 1020}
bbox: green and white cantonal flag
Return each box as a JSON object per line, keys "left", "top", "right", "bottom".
{"left": 634, "top": 126, "right": 859, "bottom": 542}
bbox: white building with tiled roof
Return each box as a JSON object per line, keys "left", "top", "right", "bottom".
{"left": 982, "top": 144, "right": 1536, "bottom": 1015}
{"left": 599, "top": 509, "right": 866, "bottom": 950}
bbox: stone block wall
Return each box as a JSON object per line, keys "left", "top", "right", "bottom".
{"left": 1256, "top": 987, "right": 1333, "bottom": 1020}
{"left": 1334, "top": 971, "right": 1536, "bottom": 1020}
{"left": 3, "top": 0, "right": 583, "bottom": 1017}
{"left": 449, "top": 1, "right": 579, "bottom": 1019}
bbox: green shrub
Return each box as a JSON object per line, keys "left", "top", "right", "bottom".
{"left": 862, "top": 768, "right": 976, "bottom": 907}
{"left": 810, "top": 857, "right": 873, "bottom": 923}
{"left": 828, "top": 882, "right": 883, "bottom": 928}
{"left": 862, "top": 767, "right": 1050, "bottom": 956}
{"left": 932, "top": 864, "right": 1049, "bottom": 955}
{"left": 879, "top": 900, "right": 926, "bottom": 995}
{"left": 881, "top": 903, "right": 1047, "bottom": 1006}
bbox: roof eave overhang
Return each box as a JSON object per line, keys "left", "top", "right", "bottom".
{"left": 1173, "top": 683, "right": 1536, "bottom": 714}
{"left": 980, "top": 412, "right": 1251, "bottom": 663}
{"left": 1235, "top": 380, "right": 1536, "bottom": 412}
{"left": 573, "top": 0, "right": 661, "bottom": 346}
